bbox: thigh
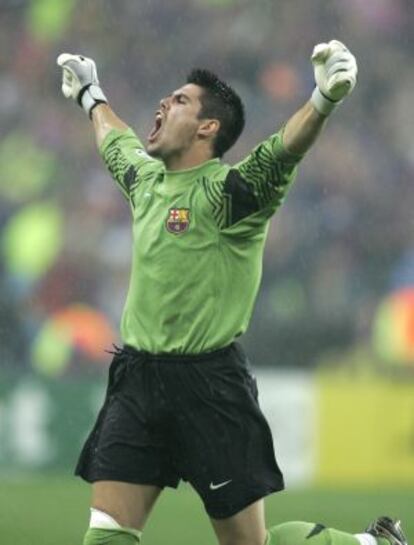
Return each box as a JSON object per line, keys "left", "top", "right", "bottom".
{"left": 210, "top": 499, "right": 267, "bottom": 545}
{"left": 76, "top": 351, "right": 180, "bottom": 488}
{"left": 169, "top": 344, "right": 284, "bottom": 519}
{"left": 91, "top": 481, "right": 162, "bottom": 530}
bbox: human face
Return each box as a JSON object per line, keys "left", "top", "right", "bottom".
{"left": 146, "top": 84, "right": 205, "bottom": 162}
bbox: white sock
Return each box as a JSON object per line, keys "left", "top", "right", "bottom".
{"left": 89, "top": 508, "right": 121, "bottom": 529}
{"left": 355, "top": 533, "right": 379, "bottom": 545}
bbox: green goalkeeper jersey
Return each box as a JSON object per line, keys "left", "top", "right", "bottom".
{"left": 100, "top": 127, "right": 302, "bottom": 354}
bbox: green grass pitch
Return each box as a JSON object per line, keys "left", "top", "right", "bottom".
{"left": 1, "top": 476, "right": 412, "bottom": 544}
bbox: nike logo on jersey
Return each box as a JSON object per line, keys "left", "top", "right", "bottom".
{"left": 209, "top": 479, "right": 232, "bottom": 490}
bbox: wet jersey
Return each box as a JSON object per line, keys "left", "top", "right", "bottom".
{"left": 100, "top": 127, "right": 302, "bottom": 354}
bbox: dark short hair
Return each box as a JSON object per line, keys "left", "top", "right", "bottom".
{"left": 187, "top": 68, "right": 245, "bottom": 158}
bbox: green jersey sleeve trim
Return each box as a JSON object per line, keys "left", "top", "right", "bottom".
{"left": 266, "top": 125, "right": 304, "bottom": 164}
{"left": 99, "top": 127, "right": 135, "bottom": 156}
{"left": 99, "top": 128, "right": 160, "bottom": 202}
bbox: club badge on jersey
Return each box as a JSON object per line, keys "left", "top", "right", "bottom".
{"left": 166, "top": 208, "right": 190, "bottom": 234}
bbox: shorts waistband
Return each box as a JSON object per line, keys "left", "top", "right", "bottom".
{"left": 120, "top": 343, "right": 236, "bottom": 363}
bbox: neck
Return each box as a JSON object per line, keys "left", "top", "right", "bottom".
{"left": 164, "top": 146, "right": 214, "bottom": 171}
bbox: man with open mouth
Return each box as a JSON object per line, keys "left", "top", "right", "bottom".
{"left": 57, "top": 44, "right": 406, "bottom": 545}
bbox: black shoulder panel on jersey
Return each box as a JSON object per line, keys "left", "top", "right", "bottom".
{"left": 124, "top": 165, "right": 137, "bottom": 192}
{"left": 223, "top": 169, "right": 260, "bottom": 226}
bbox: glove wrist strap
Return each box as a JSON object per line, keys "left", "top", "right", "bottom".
{"left": 78, "top": 85, "right": 108, "bottom": 118}
{"left": 311, "top": 87, "right": 341, "bottom": 116}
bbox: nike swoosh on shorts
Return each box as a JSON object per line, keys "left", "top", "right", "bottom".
{"left": 209, "top": 480, "right": 232, "bottom": 490}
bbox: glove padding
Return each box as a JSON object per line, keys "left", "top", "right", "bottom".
{"left": 310, "top": 40, "right": 357, "bottom": 115}
{"left": 57, "top": 53, "right": 107, "bottom": 117}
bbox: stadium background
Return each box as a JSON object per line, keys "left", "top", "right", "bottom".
{"left": 0, "top": 0, "right": 413, "bottom": 543}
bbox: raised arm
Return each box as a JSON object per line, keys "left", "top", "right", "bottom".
{"left": 56, "top": 53, "right": 129, "bottom": 147}
{"left": 213, "top": 40, "right": 358, "bottom": 237}
{"left": 283, "top": 40, "right": 357, "bottom": 156}
{"left": 57, "top": 53, "right": 162, "bottom": 202}
{"left": 282, "top": 101, "right": 326, "bottom": 156}
{"left": 91, "top": 104, "right": 129, "bottom": 148}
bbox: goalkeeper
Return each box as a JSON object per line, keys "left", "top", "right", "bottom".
{"left": 57, "top": 41, "right": 407, "bottom": 545}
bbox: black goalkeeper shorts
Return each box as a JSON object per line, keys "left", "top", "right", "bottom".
{"left": 75, "top": 342, "right": 284, "bottom": 519}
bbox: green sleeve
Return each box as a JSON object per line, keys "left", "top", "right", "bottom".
{"left": 99, "top": 128, "right": 161, "bottom": 201}
{"left": 220, "top": 129, "right": 303, "bottom": 234}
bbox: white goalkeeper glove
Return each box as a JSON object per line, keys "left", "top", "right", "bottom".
{"left": 57, "top": 53, "right": 107, "bottom": 118}
{"left": 310, "top": 40, "right": 358, "bottom": 116}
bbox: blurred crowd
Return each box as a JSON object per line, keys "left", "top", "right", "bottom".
{"left": 1, "top": 0, "right": 414, "bottom": 375}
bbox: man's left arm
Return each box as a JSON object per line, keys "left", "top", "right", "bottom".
{"left": 282, "top": 101, "right": 326, "bottom": 156}
{"left": 283, "top": 39, "right": 358, "bottom": 155}
{"left": 219, "top": 40, "right": 357, "bottom": 234}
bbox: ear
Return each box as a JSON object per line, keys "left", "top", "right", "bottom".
{"left": 197, "top": 119, "right": 220, "bottom": 140}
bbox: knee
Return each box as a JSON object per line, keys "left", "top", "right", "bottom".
{"left": 91, "top": 503, "right": 138, "bottom": 530}
{"left": 84, "top": 527, "right": 141, "bottom": 544}
{"left": 90, "top": 506, "right": 125, "bottom": 528}
{"left": 88, "top": 508, "right": 142, "bottom": 542}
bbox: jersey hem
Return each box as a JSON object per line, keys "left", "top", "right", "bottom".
{"left": 121, "top": 342, "right": 236, "bottom": 361}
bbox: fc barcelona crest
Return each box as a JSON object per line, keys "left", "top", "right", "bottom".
{"left": 166, "top": 208, "right": 190, "bottom": 234}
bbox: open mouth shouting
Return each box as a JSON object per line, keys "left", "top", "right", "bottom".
{"left": 148, "top": 111, "right": 164, "bottom": 143}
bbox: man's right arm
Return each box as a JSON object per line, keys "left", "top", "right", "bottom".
{"left": 57, "top": 53, "right": 159, "bottom": 201}
{"left": 91, "top": 103, "right": 129, "bottom": 148}
{"left": 56, "top": 53, "right": 129, "bottom": 147}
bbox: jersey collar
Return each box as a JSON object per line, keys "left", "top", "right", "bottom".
{"left": 161, "top": 158, "right": 221, "bottom": 193}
